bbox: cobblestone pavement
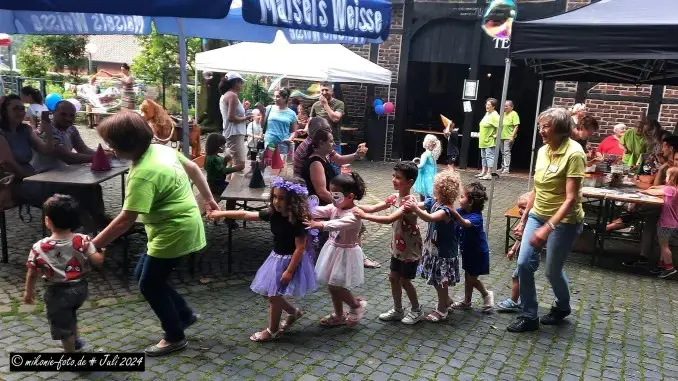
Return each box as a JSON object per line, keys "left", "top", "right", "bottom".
{"left": 1, "top": 126, "right": 678, "bottom": 380}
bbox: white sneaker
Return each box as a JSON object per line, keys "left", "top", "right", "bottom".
{"left": 480, "top": 174, "right": 492, "bottom": 181}
{"left": 475, "top": 172, "right": 485, "bottom": 178}
{"left": 401, "top": 309, "right": 424, "bottom": 325}
{"left": 483, "top": 291, "right": 494, "bottom": 312}
{"left": 502, "top": 168, "right": 510, "bottom": 174}
{"left": 378, "top": 308, "right": 405, "bottom": 321}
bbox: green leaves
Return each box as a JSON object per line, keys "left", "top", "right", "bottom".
{"left": 132, "top": 25, "right": 201, "bottom": 85}
{"left": 16, "top": 35, "right": 87, "bottom": 78}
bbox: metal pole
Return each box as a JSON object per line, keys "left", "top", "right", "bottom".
{"left": 485, "top": 58, "right": 511, "bottom": 233}
{"left": 527, "top": 80, "right": 544, "bottom": 191}
{"left": 177, "top": 19, "right": 191, "bottom": 157}
{"left": 194, "top": 67, "right": 199, "bottom": 122}
{"left": 383, "top": 84, "right": 391, "bottom": 161}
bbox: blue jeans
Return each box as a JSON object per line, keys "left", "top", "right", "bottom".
{"left": 517, "top": 213, "right": 583, "bottom": 320}
{"left": 135, "top": 253, "right": 193, "bottom": 342}
{"left": 480, "top": 147, "right": 495, "bottom": 169}
{"left": 331, "top": 143, "right": 342, "bottom": 175}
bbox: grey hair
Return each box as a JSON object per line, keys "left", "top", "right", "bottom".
{"left": 538, "top": 107, "right": 574, "bottom": 139}
{"left": 505, "top": 100, "right": 514, "bottom": 107}
{"left": 571, "top": 103, "right": 586, "bottom": 114}
{"left": 613, "top": 123, "right": 627, "bottom": 133}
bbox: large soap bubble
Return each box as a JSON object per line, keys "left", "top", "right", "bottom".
{"left": 482, "top": 0, "right": 517, "bottom": 39}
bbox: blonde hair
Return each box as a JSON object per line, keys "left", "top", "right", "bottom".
{"left": 433, "top": 170, "right": 461, "bottom": 206}
{"left": 667, "top": 167, "right": 678, "bottom": 187}
{"left": 423, "top": 134, "right": 442, "bottom": 160}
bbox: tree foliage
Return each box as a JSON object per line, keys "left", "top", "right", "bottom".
{"left": 16, "top": 35, "right": 86, "bottom": 78}
{"left": 132, "top": 26, "right": 201, "bottom": 85}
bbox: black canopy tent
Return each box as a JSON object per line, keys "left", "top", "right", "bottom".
{"left": 511, "top": 0, "right": 678, "bottom": 85}
{"left": 484, "top": 0, "right": 678, "bottom": 231}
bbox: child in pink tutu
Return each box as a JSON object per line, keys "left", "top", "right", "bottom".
{"left": 305, "top": 172, "right": 368, "bottom": 327}
{"left": 209, "top": 177, "right": 316, "bottom": 342}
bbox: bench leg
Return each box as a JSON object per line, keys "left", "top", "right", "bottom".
{"left": 1, "top": 210, "right": 7, "bottom": 264}
{"left": 505, "top": 216, "right": 511, "bottom": 255}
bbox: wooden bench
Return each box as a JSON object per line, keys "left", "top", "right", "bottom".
{"left": 504, "top": 206, "right": 522, "bottom": 255}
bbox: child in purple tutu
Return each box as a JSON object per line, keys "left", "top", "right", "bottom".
{"left": 208, "top": 177, "right": 317, "bottom": 342}
{"left": 304, "top": 172, "right": 368, "bottom": 328}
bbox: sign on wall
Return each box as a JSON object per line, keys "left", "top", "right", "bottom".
{"left": 242, "top": 0, "right": 392, "bottom": 41}
{"left": 463, "top": 79, "right": 479, "bottom": 101}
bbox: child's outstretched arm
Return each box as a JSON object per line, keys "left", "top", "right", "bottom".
{"left": 24, "top": 268, "right": 38, "bottom": 304}
{"left": 305, "top": 213, "right": 359, "bottom": 232}
{"left": 408, "top": 203, "right": 450, "bottom": 223}
{"left": 209, "top": 210, "right": 261, "bottom": 221}
{"left": 357, "top": 201, "right": 389, "bottom": 213}
{"left": 450, "top": 208, "right": 473, "bottom": 228}
{"left": 353, "top": 207, "right": 403, "bottom": 224}
{"left": 281, "top": 236, "right": 307, "bottom": 285}
{"left": 642, "top": 186, "right": 665, "bottom": 197}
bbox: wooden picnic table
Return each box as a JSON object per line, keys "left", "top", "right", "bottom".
{"left": 581, "top": 186, "right": 663, "bottom": 265}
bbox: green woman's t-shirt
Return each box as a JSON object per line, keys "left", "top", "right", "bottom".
{"left": 123, "top": 144, "right": 206, "bottom": 258}
{"left": 620, "top": 128, "right": 647, "bottom": 167}
{"left": 478, "top": 111, "right": 499, "bottom": 149}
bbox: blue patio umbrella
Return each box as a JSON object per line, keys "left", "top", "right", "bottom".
{"left": 0, "top": 0, "right": 231, "bottom": 19}
{"left": 154, "top": 3, "right": 381, "bottom": 45}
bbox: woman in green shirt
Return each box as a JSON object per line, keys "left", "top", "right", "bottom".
{"left": 477, "top": 98, "right": 499, "bottom": 180}
{"left": 92, "top": 112, "right": 219, "bottom": 356}
{"left": 507, "top": 107, "right": 585, "bottom": 333}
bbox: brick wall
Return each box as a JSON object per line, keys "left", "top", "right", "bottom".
{"left": 584, "top": 100, "right": 648, "bottom": 137}
{"left": 661, "top": 86, "right": 678, "bottom": 130}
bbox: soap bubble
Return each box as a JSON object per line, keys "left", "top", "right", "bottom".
{"left": 482, "top": 0, "right": 517, "bottom": 39}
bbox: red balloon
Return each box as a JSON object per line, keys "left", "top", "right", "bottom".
{"left": 383, "top": 102, "right": 395, "bottom": 114}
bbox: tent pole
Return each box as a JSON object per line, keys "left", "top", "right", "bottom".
{"left": 527, "top": 80, "right": 544, "bottom": 191}
{"left": 194, "top": 67, "right": 199, "bottom": 123}
{"left": 383, "top": 84, "right": 391, "bottom": 161}
{"left": 485, "top": 57, "right": 511, "bottom": 233}
{"left": 178, "top": 18, "right": 190, "bottom": 158}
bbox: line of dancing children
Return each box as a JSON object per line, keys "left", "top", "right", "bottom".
{"left": 24, "top": 161, "right": 493, "bottom": 350}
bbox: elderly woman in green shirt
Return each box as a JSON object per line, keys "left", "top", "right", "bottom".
{"left": 477, "top": 98, "right": 500, "bottom": 180}
{"left": 92, "top": 112, "right": 219, "bottom": 357}
{"left": 507, "top": 107, "right": 585, "bottom": 333}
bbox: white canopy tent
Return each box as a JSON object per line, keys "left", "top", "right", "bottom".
{"left": 194, "top": 31, "right": 393, "bottom": 159}
{"left": 195, "top": 32, "right": 392, "bottom": 85}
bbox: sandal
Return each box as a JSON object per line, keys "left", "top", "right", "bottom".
{"left": 425, "top": 310, "right": 449, "bottom": 322}
{"left": 347, "top": 298, "right": 368, "bottom": 327}
{"left": 450, "top": 301, "right": 472, "bottom": 310}
{"left": 250, "top": 328, "right": 281, "bottom": 342}
{"left": 320, "top": 313, "right": 348, "bottom": 327}
{"left": 279, "top": 309, "right": 303, "bottom": 331}
{"left": 363, "top": 258, "right": 381, "bottom": 269}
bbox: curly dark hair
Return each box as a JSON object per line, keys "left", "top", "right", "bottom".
{"left": 465, "top": 182, "right": 488, "bottom": 213}
{"left": 205, "top": 133, "right": 227, "bottom": 156}
{"left": 268, "top": 176, "right": 310, "bottom": 224}
{"left": 394, "top": 161, "right": 418, "bottom": 183}
{"left": 330, "top": 172, "right": 366, "bottom": 200}
{"left": 43, "top": 194, "right": 81, "bottom": 231}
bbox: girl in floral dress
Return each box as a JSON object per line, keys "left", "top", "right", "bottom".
{"left": 406, "top": 170, "right": 462, "bottom": 322}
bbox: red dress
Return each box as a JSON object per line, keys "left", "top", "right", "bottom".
{"left": 597, "top": 135, "right": 624, "bottom": 156}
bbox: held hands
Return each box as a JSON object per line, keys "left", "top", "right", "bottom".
{"left": 204, "top": 199, "right": 221, "bottom": 215}
{"left": 529, "top": 224, "right": 552, "bottom": 249}
{"left": 403, "top": 199, "right": 419, "bottom": 212}
{"left": 280, "top": 270, "right": 293, "bottom": 285}
{"left": 355, "top": 143, "right": 368, "bottom": 158}
{"left": 352, "top": 207, "right": 366, "bottom": 219}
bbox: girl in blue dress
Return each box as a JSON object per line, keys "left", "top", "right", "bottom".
{"left": 450, "top": 182, "right": 494, "bottom": 312}
{"left": 407, "top": 170, "right": 461, "bottom": 322}
{"left": 414, "top": 134, "right": 441, "bottom": 200}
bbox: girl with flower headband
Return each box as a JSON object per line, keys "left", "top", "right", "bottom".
{"left": 305, "top": 172, "right": 368, "bottom": 327}
{"left": 208, "top": 176, "right": 317, "bottom": 342}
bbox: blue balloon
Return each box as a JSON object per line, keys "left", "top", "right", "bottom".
{"left": 374, "top": 104, "right": 385, "bottom": 115}
{"left": 373, "top": 98, "right": 383, "bottom": 107}
{"left": 45, "top": 93, "right": 63, "bottom": 111}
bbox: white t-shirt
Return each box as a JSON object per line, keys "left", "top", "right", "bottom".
{"left": 27, "top": 103, "right": 48, "bottom": 119}
{"left": 220, "top": 93, "right": 246, "bottom": 138}
{"left": 246, "top": 121, "right": 263, "bottom": 149}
